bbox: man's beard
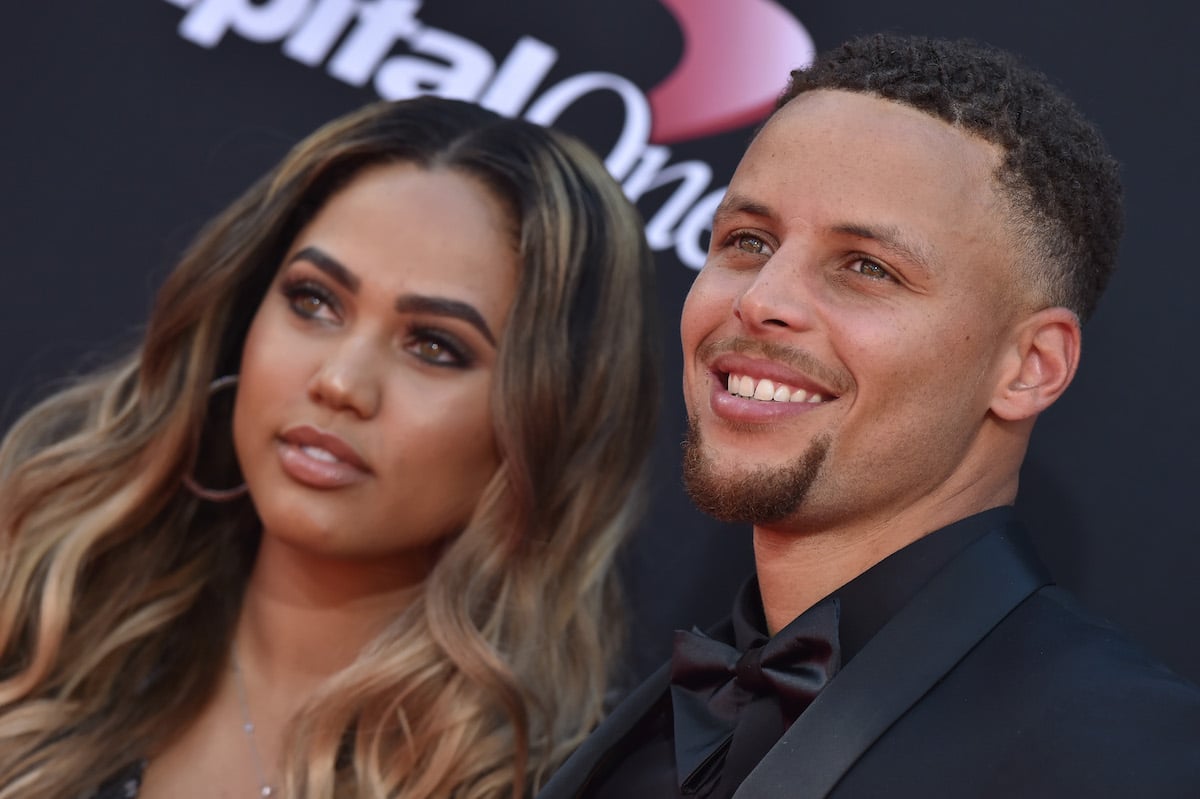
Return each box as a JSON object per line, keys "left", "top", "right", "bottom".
{"left": 682, "top": 416, "right": 830, "bottom": 525}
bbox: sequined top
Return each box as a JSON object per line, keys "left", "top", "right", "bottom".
{"left": 89, "top": 760, "right": 144, "bottom": 798}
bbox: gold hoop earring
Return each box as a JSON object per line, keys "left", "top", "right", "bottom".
{"left": 183, "top": 374, "right": 249, "bottom": 502}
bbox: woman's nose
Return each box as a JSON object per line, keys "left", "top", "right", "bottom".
{"left": 306, "top": 338, "right": 382, "bottom": 419}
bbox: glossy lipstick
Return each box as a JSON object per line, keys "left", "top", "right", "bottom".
{"left": 275, "top": 424, "right": 371, "bottom": 489}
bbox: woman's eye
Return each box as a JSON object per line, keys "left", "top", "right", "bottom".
{"left": 283, "top": 282, "right": 339, "bottom": 321}
{"left": 851, "top": 257, "right": 892, "bottom": 281}
{"left": 407, "top": 330, "right": 472, "bottom": 368}
{"left": 293, "top": 293, "right": 327, "bottom": 316}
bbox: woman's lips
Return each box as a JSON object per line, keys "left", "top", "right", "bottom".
{"left": 275, "top": 425, "right": 371, "bottom": 489}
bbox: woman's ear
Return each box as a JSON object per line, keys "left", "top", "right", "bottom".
{"left": 990, "top": 306, "right": 1082, "bottom": 422}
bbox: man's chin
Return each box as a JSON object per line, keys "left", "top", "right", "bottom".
{"left": 681, "top": 419, "right": 830, "bottom": 525}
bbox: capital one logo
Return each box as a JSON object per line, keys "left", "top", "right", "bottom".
{"left": 162, "top": 0, "right": 814, "bottom": 268}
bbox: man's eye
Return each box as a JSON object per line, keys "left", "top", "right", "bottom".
{"left": 852, "top": 258, "right": 892, "bottom": 280}
{"left": 733, "top": 234, "right": 770, "bottom": 255}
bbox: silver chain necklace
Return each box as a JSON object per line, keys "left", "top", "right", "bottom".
{"left": 231, "top": 646, "right": 277, "bottom": 797}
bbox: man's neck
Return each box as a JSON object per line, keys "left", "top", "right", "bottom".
{"left": 753, "top": 492, "right": 1015, "bottom": 634}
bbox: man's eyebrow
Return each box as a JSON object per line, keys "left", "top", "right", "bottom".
{"left": 712, "top": 196, "right": 938, "bottom": 275}
{"left": 832, "top": 222, "right": 939, "bottom": 275}
{"left": 394, "top": 295, "right": 497, "bottom": 346}
{"left": 712, "top": 193, "right": 775, "bottom": 225}
{"left": 287, "top": 246, "right": 360, "bottom": 292}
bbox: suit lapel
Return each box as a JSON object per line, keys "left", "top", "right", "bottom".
{"left": 735, "top": 522, "right": 1051, "bottom": 798}
{"left": 537, "top": 662, "right": 672, "bottom": 799}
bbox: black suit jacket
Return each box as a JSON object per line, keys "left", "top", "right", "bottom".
{"left": 539, "top": 522, "right": 1200, "bottom": 798}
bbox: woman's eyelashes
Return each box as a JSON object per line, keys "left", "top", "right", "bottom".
{"left": 404, "top": 326, "right": 473, "bottom": 368}
{"left": 281, "top": 274, "right": 477, "bottom": 368}
{"left": 282, "top": 277, "right": 341, "bottom": 322}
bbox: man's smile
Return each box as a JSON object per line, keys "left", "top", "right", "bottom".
{"left": 725, "top": 373, "right": 829, "bottom": 404}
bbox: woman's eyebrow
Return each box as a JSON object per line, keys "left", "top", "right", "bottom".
{"left": 287, "top": 248, "right": 497, "bottom": 344}
{"left": 394, "top": 294, "right": 497, "bottom": 346}
{"left": 288, "top": 246, "right": 360, "bottom": 292}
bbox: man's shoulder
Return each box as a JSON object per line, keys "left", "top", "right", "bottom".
{"left": 834, "top": 584, "right": 1200, "bottom": 797}
{"left": 992, "top": 584, "right": 1200, "bottom": 706}
{"left": 908, "top": 582, "right": 1200, "bottom": 737}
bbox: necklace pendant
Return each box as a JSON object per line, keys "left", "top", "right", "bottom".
{"left": 261, "top": 787, "right": 273, "bottom": 797}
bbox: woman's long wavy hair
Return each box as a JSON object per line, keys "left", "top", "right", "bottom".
{"left": 0, "top": 97, "right": 658, "bottom": 798}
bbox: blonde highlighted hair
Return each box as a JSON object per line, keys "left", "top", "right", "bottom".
{"left": 0, "top": 97, "right": 658, "bottom": 797}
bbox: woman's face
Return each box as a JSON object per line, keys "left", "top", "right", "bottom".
{"left": 232, "top": 162, "right": 519, "bottom": 584}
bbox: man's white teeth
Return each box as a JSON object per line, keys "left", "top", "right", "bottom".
{"left": 726, "top": 373, "right": 825, "bottom": 404}
{"left": 300, "top": 445, "right": 339, "bottom": 463}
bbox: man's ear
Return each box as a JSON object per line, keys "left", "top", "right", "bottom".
{"left": 990, "top": 306, "right": 1081, "bottom": 422}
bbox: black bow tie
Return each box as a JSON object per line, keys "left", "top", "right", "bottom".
{"left": 669, "top": 597, "right": 841, "bottom": 796}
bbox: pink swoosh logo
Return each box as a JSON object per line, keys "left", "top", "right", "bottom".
{"left": 648, "top": 0, "right": 815, "bottom": 144}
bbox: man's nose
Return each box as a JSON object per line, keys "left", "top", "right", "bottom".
{"left": 733, "top": 245, "right": 817, "bottom": 334}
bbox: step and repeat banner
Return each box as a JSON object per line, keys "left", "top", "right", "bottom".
{"left": 3, "top": 1, "right": 1197, "bottom": 682}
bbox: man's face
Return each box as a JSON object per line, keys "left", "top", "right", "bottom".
{"left": 681, "top": 89, "right": 1030, "bottom": 535}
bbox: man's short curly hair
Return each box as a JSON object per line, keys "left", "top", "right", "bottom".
{"left": 777, "top": 33, "right": 1122, "bottom": 322}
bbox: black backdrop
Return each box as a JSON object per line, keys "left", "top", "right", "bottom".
{"left": 4, "top": 1, "right": 1198, "bottom": 685}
